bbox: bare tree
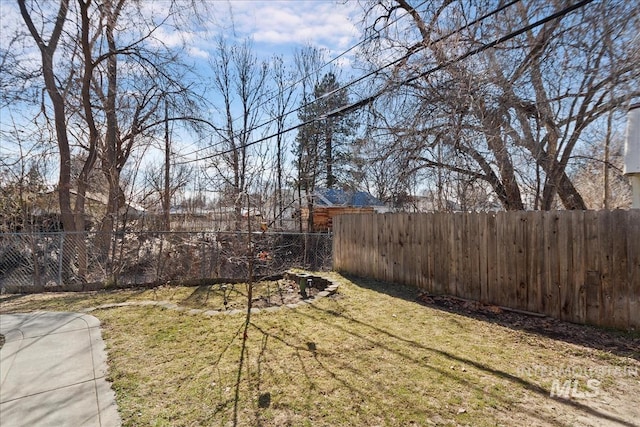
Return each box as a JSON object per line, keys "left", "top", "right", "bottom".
{"left": 143, "top": 158, "right": 192, "bottom": 222}
{"left": 16, "top": 0, "right": 204, "bottom": 280}
{"left": 206, "top": 37, "right": 269, "bottom": 230}
{"left": 86, "top": 0, "right": 203, "bottom": 237}
{"left": 268, "top": 55, "right": 297, "bottom": 227}
{"left": 292, "top": 46, "right": 325, "bottom": 231}
{"left": 17, "top": 0, "right": 101, "bottom": 279}
{"left": 18, "top": 0, "right": 78, "bottom": 233}
{"left": 571, "top": 132, "right": 631, "bottom": 209}
{"left": 0, "top": 34, "right": 43, "bottom": 109}
{"left": 359, "top": 0, "right": 640, "bottom": 210}
{"left": 0, "top": 141, "right": 51, "bottom": 232}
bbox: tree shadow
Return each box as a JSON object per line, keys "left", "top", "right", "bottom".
{"left": 342, "top": 274, "right": 640, "bottom": 361}
{"left": 0, "top": 294, "right": 29, "bottom": 304}
{"left": 314, "top": 298, "right": 639, "bottom": 426}
{"left": 0, "top": 287, "right": 152, "bottom": 314}
{"left": 195, "top": 273, "right": 637, "bottom": 426}
{"left": 248, "top": 304, "right": 637, "bottom": 427}
{"left": 183, "top": 285, "right": 215, "bottom": 306}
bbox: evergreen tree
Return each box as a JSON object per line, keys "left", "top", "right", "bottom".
{"left": 295, "top": 72, "right": 353, "bottom": 191}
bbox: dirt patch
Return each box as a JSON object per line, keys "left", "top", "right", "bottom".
{"left": 250, "top": 279, "right": 321, "bottom": 308}
{"left": 416, "top": 293, "right": 640, "bottom": 426}
{"left": 417, "top": 293, "right": 640, "bottom": 360}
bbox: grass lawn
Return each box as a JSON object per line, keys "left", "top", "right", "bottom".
{"left": 1, "top": 273, "right": 639, "bottom": 426}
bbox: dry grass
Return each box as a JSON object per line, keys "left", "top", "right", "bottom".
{"left": 2, "top": 273, "right": 639, "bottom": 426}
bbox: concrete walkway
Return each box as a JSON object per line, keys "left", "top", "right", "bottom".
{"left": 0, "top": 312, "right": 121, "bottom": 427}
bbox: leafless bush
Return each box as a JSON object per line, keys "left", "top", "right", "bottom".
{"left": 0, "top": 231, "right": 332, "bottom": 293}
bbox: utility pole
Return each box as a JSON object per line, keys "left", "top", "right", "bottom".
{"left": 164, "top": 99, "right": 171, "bottom": 229}
{"left": 603, "top": 108, "right": 613, "bottom": 209}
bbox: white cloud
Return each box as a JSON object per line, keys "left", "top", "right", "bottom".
{"left": 1, "top": 0, "right": 363, "bottom": 71}
{"left": 188, "top": 46, "right": 209, "bottom": 59}
{"left": 152, "top": 26, "right": 193, "bottom": 49}
{"left": 0, "top": 2, "right": 22, "bottom": 50}
{"left": 210, "top": 1, "right": 362, "bottom": 52}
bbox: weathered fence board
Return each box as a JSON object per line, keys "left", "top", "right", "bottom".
{"left": 628, "top": 210, "right": 640, "bottom": 328}
{"left": 571, "top": 211, "right": 586, "bottom": 325}
{"left": 333, "top": 210, "right": 640, "bottom": 330}
{"left": 584, "top": 211, "right": 602, "bottom": 325}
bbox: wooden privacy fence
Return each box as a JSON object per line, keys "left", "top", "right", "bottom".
{"left": 333, "top": 210, "right": 640, "bottom": 330}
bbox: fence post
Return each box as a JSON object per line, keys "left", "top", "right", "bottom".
{"left": 201, "top": 231, "right": 206, "bottom": 279}
{"left": 58, "top": 233, "right": 64, "bottom": 286}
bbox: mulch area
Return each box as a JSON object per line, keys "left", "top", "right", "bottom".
{"left": 416, "top": 293, "right": 640, "bottom": 360}
{"left": 250, "top": 279, "right": 321, "bottom": 309}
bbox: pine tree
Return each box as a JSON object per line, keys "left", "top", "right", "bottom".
{"left": 295, "top": 72, "right": 353, "bottom": 192}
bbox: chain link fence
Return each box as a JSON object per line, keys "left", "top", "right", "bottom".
{"left": 0, "top": 231, "right": 332, "bottom": 293}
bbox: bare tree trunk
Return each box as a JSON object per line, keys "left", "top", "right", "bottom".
{"left": 19, "top": 0, "right": 85, "bottom": 282}
{"left": 325, "top": 120, "right": 334, "bottom": 188}
{"left": 603, "top": 104, "right": 613, "bottom": 209}
{"left": 18, "top": 0, "right": 74, "bottom": 235}
{"left": 98, "top": 0, "right": 126, "bottom": 261}
{"left": 270, "top": 56, "right": 295, "bottom": 228}
{"left": 297, "top": 181, "right": 303, "bottom": 233}
{"left": 276, "top": 136, "right": 283, "bottom": 227}
{"left": 362, "top": 0, "right": 636, "bottom": 212}
{"left": 164, "top": 100, "right": 171, "bottom": 231}
{"left": 305, "top": 187, "right": 314, "bottom": 232}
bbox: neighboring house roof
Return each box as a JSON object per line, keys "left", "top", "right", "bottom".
{"left": 314, "top": 188, "right": 385, "bottom": 207}
{"left": 69, "top": 189, "right": 145, "bottom": 213}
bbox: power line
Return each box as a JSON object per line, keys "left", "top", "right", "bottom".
{"left": 177, "top": 0, "right": 430, "bottom": 164}
{"left": 331, "top": 0, "right": 597, "bottom": 119}
{"left": 204, "top": 0, "right": 595, "bottom": 162}
{"left": 176, "top": 0, "right": 530, "bottom": 165}
{"left": 320, "top": 0, "right": 524, "bottom": 114}
{"left": 253, "top": 0, "right": 432, "bottom": 116}
{"left": 174, "top": 0, "right": 430, "bottom": 161}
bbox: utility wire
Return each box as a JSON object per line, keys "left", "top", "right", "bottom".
{"left": 318, "top": 0, "right": 523, "bottom": 115}
{"left": 179, "top": 0, "right": 590, "bottom": 165}
{"left": 176, "top": 0, "right": 521, "bottom": 164}
{"left": 330, "top": 0, "right": 596, "bottom": 119}
{"left": 252, "top": 0, "right": 432, "bottom": 115}
{"left": 175, "top": 0, "right": 522, "bottom": 165}
{"left": 175, "top": 0, "right": 430, "bottom": 161}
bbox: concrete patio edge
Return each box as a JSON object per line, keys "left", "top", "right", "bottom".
{"left": 0, "top": 312, "right": 121, "bottom": 427}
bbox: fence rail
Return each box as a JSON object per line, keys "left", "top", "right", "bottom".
{"left": 0, "top": 231, "right": 332, "bottom": 293}
{"left": 333, "top": 210, "right": 640, "bottom": 330}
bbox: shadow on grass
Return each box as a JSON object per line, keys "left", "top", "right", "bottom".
{"left": 233, "top": 307, "right": 251, "bottom": 427}
{"left": 0, "top": 287, "right": 151, "bottom": 313}
{"left": 297, "top": 295, "right": 637, "bottom": 427}
{"left": 0, "top": 294, "right": 28, "bottom": 304}
{"left": 88, "top": 274, "right": 637, "bottom": 426}
{"left": 344, "top": 274, "right": 640, "bottom": 361}
{"left": 247, "top": 303, "right": 636, "bottom": 427}
{"left": 182, "top": 284, "right": 217, "bottom": 306}
{"left": 164, "top": 274, "right": 637, "bottom": 426}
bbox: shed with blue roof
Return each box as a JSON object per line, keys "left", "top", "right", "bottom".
{"left": 301, "top": 188, "right": 387, "bottom": 232}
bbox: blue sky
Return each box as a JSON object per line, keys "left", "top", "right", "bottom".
{"left": 157, "top": 1, "right": 366, "bottom": 166}
{"left": 142, "top": 1, "right": 363, "bottom": 67}
{"left": 0, "top": 1, "right": 364, "bottom": 89}
{"left": 0, "top": 1, "right": 366, "bottom": 178}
